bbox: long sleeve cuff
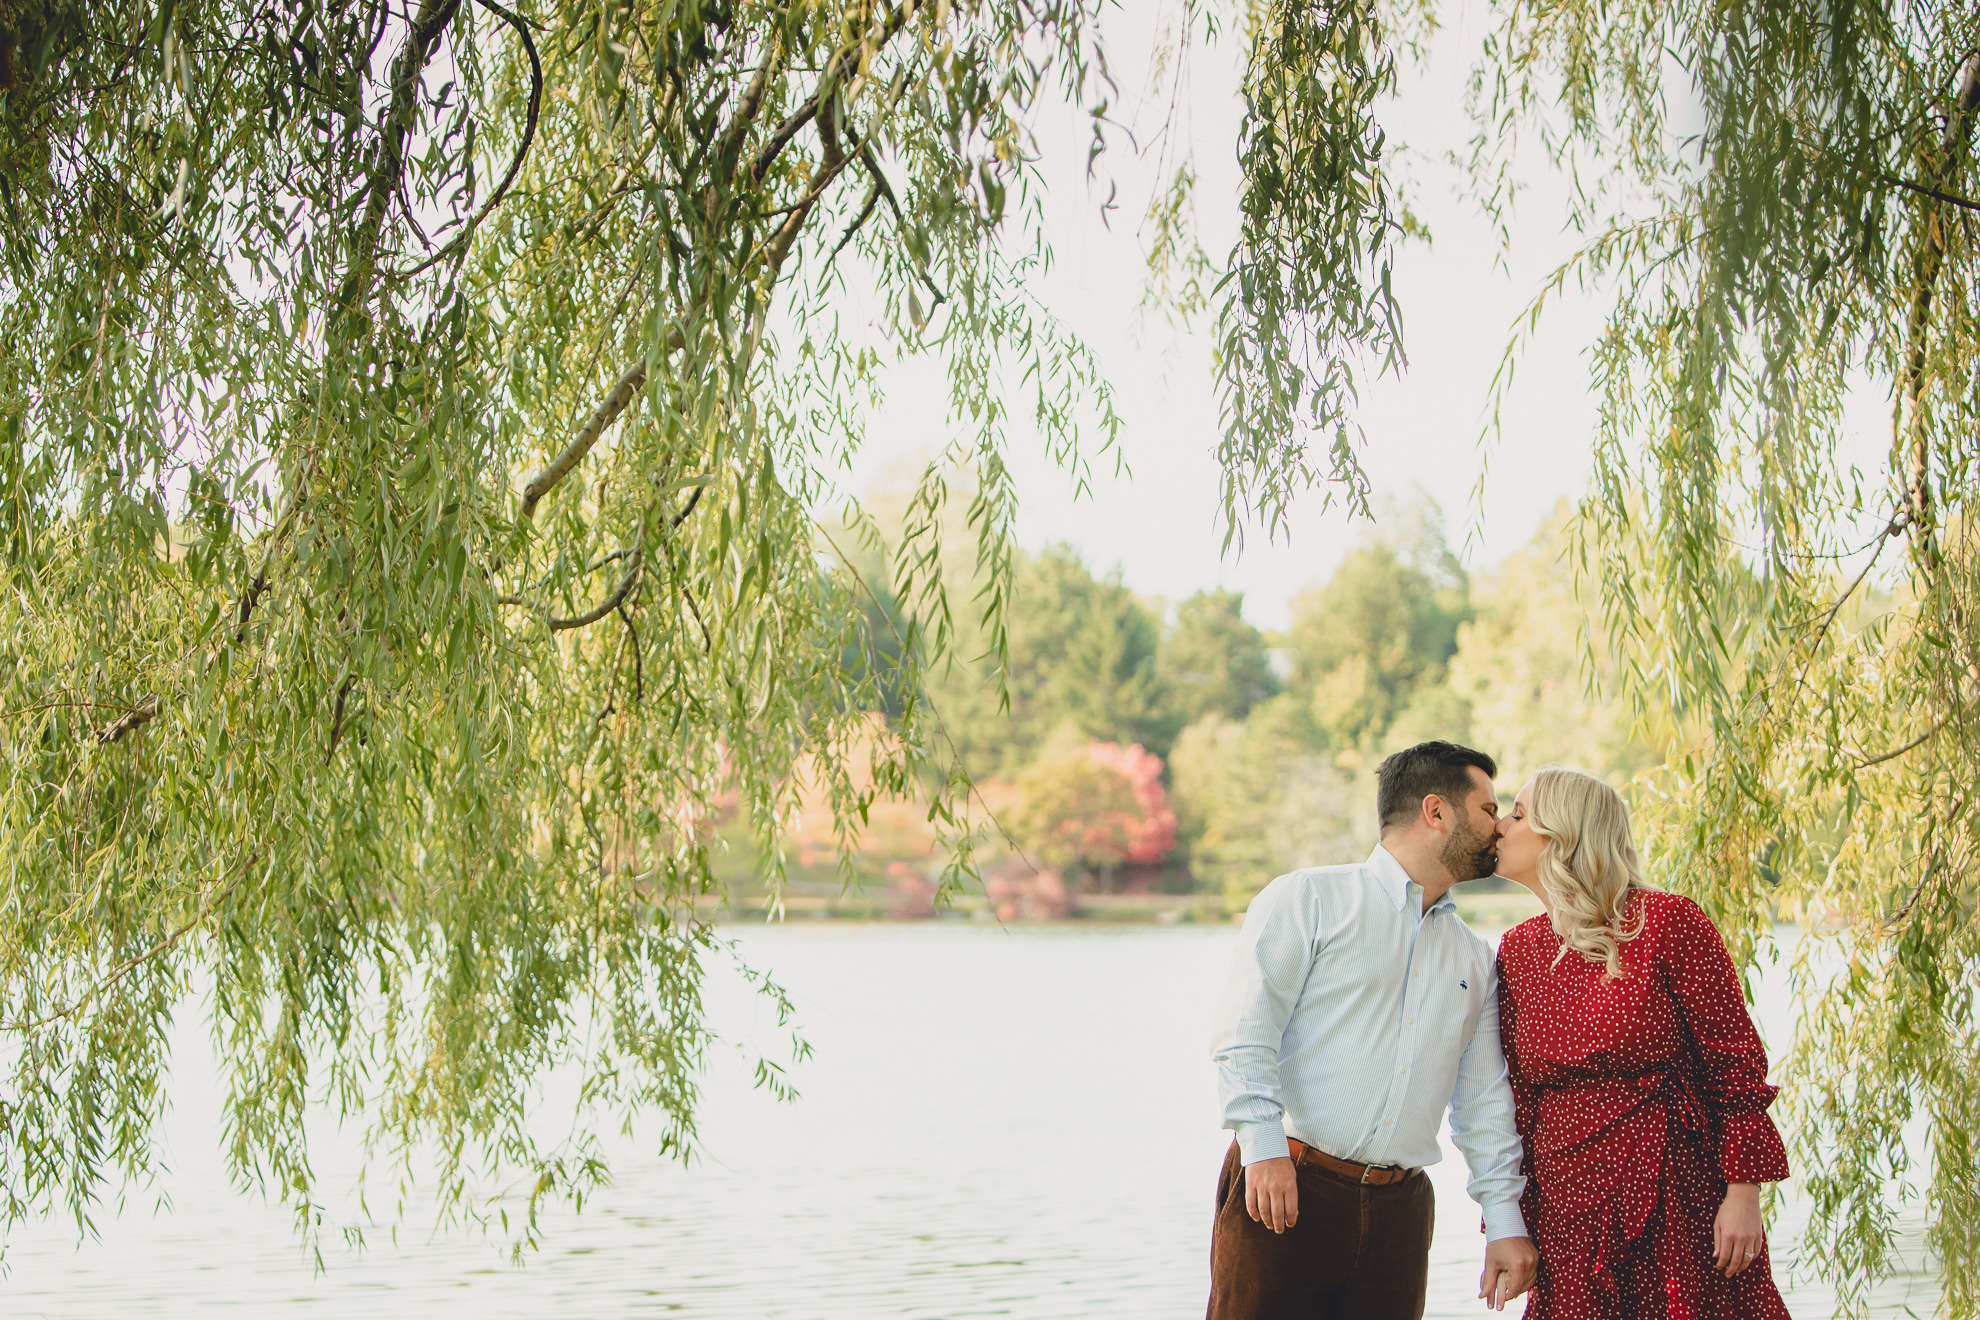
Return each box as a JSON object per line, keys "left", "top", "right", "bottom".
{"left": 1480, "top": 1199, "right": 1529, "bottom": 1243}
{"left": 1717, "top": 1112, "right": 1790, "bottom": 1184}
{"left": 1234, "top": 1119, "right": 1290, "bottom": 1166}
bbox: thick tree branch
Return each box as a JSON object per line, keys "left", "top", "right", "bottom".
{"left": 234, "top": 567, "right": 271, "bottom": 641}
{"left": 1882, "top": 173, "right": 1980, "bottom": 214}
{"left": 617, "top": 602, "right": 643, "bottom": 702}
{"left": 324, "top": 674, "right": 357, "bottom": 764}
{"left": 530, "top": 8, "right": 918, "bottom": 526}
{"left": 223, "top": 0, "right": 461, "bottom": 678}
{"left": 95, "top": 694, "right": 162, "bottom": 744}
{"left": 335, "top": 0, "right": 462, "bottom": 336}
{"left": 817, "top": 88, "right": 846, "bottom": 171}
{"left": 683, "top": 580, "right": 711, "bottom": 652}
{"left": 547, "top": 551, "right": 643, "bottom": 632}
{"left": 749, "top": 5, "right": 911, "bottom": 192}
{"left": 759, "top": 141, "right": 862, "bottom": 272}
{"left": 710, "top": 37, "right": 787, "bottom": 205}
{"left": 520, "top": 320, "right": 693, "bottom": 522}
{"left": 670, "top": 483, "right": 707, "bottom": 530}
{"left": 848, "top": 126, "right": 947, "bottom": 305}
{"left": 750, "top": 99, "right": 824, "bottom": 188}
{"left": 521, "top": 361, "right": 648, "bottom": 521}
{"left": 387, "top": 0, "right": 544, "bottom": 283}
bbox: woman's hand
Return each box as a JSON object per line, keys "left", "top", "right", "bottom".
{"left": 1713, "top": 1182, "right": 1766, "bottom": 1276}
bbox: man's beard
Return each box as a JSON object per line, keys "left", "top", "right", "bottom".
{"left": 1441, "top": 818, "right": 1500, "bottom": 882}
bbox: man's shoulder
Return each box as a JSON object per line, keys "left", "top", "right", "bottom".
{"left": 1289, "top": 858, "right": 1378, "bottom": 884}
{"left": 1444, "top": 908, "right": 1503, "bottom": 959}
{"left": 1245, "top": 860, "right": 1381, "bottom": 920}
{"left": 1259, "top": 860, "right": 1380, "bottom": 897}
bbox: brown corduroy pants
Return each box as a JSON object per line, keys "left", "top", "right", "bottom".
{"left": 1205, "top": 1140, "right": 1436, "bottom": 1320}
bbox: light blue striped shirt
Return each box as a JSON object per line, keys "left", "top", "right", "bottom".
{"left": 1210, "top": 844, "right": 1529, "bottom": 1241}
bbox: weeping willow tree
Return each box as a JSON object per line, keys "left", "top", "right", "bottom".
{"left": 1454, "top": 2, "right": 1980, "bottom": 1315}
{"left": 0, "top": 0, "right": 1153, "bottom": 1248}
{"left": 12, "top": 0, "right": 1968, "bottom": 1307}
{"left": 0, "top": 0, "right": 1410, "bottom": 1252}
{"left": 1170, "top": 0, "right": 1980, "bottom": 1312}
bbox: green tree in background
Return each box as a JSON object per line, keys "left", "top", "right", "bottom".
{"left": 1169, "top": 693, "right": 1369, "bottom": 908}
{"left": 1283, "top": 499, "right": 1469, "bottom": 749}
{"left": 932, "top": 544, "right": 1172, "bottom": 772}
{"left": 1167, "top": 505, "right": 1655, "bottom": 906}
{"left": 1443, "top": 508, "right": 1665, "bottom": 790}
{"left": 1159, "top": 588, "right": 1280, "bottom": 727}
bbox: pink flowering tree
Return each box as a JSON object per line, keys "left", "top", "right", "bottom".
{"left": 1010, "top": 739, "right": 1178, "bottom": 893}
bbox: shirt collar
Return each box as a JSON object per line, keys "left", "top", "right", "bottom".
{"left": 1368, "top": 843, "right": 1457, "bottom": 916}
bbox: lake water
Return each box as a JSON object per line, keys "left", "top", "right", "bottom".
{"left": 0, "top": 923, "right": 1942, "bottom": 1317}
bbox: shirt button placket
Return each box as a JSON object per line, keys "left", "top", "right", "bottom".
{"left": 1385, "top": 942, "right": 1422, "bottom": 1158}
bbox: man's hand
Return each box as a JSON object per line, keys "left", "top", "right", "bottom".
{"left": 1477, "top": 1235, "right": 1537, "bottom": 1311}
{"left": 1713, "top": 1183, "right": 1766, "bottom": 1276}
{"left": 1243, "top": 1156, "right": 1298, "bottom": 1234}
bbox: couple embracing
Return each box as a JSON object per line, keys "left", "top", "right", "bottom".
{"left": 1206, "top": 741, "right": 1793, "bottom": 1320}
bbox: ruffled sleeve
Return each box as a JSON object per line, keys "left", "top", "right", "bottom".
{"left": 1657, "top": 894, "right": 1791, "bottom": 1183}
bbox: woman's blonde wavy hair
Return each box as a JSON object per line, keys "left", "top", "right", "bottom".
{"left": 1526, "top": 767, "right": 1654, "bottom": 977}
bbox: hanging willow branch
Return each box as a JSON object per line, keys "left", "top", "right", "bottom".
{"left": 1472, "top": 8, "right": 1980, "bottom": 1313}
{"left": 1, "top": 0, "right": 1133, "bottom": 1254}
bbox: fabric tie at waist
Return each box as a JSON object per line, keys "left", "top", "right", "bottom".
{"left": 1538, "top": 1070, "right": 1713, "bottom": 1318}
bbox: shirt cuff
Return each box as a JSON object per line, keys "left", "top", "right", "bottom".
{"left": 1234, "top": 1120, "right": 1290, "bottom": 1165}
{"left": 1480, "top": 1199, "right": 1529, "bottom": 1243}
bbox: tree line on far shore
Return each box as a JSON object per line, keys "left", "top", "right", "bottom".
{"left": 774, "top": 493, "right": 1667, "bottom": 909}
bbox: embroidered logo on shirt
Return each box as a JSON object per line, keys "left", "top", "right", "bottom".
{"left": 1459, "top": 979, "right": 1469, "bottom": 989}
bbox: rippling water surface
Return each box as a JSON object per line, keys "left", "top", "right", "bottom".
{"left": 1, "top": 923, "right": 1941, "bottom": 1317}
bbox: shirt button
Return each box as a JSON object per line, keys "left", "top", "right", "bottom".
{"left": 1406, "top": 1017, "right": 1414, "bottom": 1025}
{"left": 1385, "top": 1118, "right": 1394, "bottom": 1125}
{"left": 1399, "top": 1066, "right": 1408, "bottom": 1074}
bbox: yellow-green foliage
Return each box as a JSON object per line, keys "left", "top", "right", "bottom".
{"left": 0, "top": 0, "right": 1127, "bottom": 1252}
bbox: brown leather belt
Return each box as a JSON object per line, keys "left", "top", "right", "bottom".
{"left": 1287, "top": 1137, "right": 1413, "bottom": 1186}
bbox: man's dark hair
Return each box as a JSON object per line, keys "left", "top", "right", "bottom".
{"left": 1375, "top": 741, "right": 1498, "bottom": 833}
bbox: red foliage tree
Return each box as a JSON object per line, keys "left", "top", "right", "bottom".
{"left": 1010, "top": 739, "right": 1178, "bottom": 892}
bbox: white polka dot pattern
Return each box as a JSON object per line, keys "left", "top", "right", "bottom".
{"left": 1498, "top": 890, "right": 1793, "bottom": 1320}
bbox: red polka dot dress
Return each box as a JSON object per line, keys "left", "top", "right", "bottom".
{"left": 1497, "top": 890, "right": 1792, "bottom": 1320}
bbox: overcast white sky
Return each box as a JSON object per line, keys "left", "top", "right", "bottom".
{"left": 828, "top": 0, "right": 1889, "bottom": 631}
